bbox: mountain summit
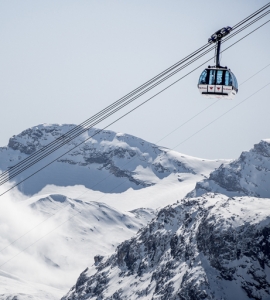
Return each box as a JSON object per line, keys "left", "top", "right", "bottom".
{"left": 189, "top": 139, "right": 270, "bottom": 198}
{"left": 0, "top": 124, "right": 222, "bottom": 195}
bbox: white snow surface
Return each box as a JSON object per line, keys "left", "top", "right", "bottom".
{"left": 0, "top": 124, "right": 225, "bottom": 195}
{"left": 0, "top": 124, "right": 225, "bottom": 300}
{"left": 62, "top": 138, "right": 270, "bottom": 300}
{"left": 0, "top": 269, "right": 63, "bottom": 300}
{"left": 0, "top": 192, "right": 155, "bottom": 299}
{"left": 3, "top": 124, "right": 270, "bottom": 299}
{"left": 63, "top": 194, "right": 270, "bottom": 300}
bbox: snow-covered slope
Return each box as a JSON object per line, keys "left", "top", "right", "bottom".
{"left": 0, "top": 124, "right": 228, "bottom": 300}
{"left": 0, "top": 124, "right": 224, "bottom": 195}
{"left": 62, "top": 139, "right": 270, "bottom": 300}
{"left": 189, "top": 139, "right": 270, "bottom": 198}
{"left": 0, "top": 193, "right": 155, "bottom": 300}
{"left": 63, "top": 194, "right": 270, "bottom": 300}
{"left": 0, "top": 269, "right": 63, "bottom": 300}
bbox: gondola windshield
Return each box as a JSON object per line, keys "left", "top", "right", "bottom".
{"left": 198, "top": 69, "right": 238, "bottom": 90}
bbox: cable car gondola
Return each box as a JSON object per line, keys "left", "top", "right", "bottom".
{"left": 198, "top": 27, "right": 238, "bottom": 100}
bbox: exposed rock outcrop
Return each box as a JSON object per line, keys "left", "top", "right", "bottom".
{"left": 62, "top": 194, "right": 270, "bottom": 300}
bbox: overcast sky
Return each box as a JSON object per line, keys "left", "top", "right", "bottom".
{"left": 0, "top": 0, "right": 269, "bottom": 159}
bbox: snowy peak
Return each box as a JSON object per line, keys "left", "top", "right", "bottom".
{"left": 189, "top": 139, "right": 270, "bottom": 198}
{"left": 4, "top": 124, "right": 200, "bottom": 176}
{"left": 7, "top": 124, "right": 76, "bottom": 155}
{"left": 63, "top": 194, "right": 270, "bottom": 300}
{"left": 0, "top": 192, "right": 156, "bottom": 300}
{"left": 0, "top": 124, "right": 222, "bottom": 195}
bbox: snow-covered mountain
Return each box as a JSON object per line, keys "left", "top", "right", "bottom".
{"left": 0, "top": 193, "right": 155, "bottom": 300}
{"left": 63, "top": 194, "right": 270, "bottom": 300}
{"left": 0, "top": 124, "right": 224, "bottom": 195}
{"left": 188, "top": 139, "right": 270, "bottom": 199}
{"left": 62, "top": 139, "right": 270, "bottom": 300}
{"left": 0, "top": 269, "right": 64, "bottom": 300}
{"left": 4, "top": 124, "right": 269, "bottom": 300}
{"left": 0, "top": 124, "right": 224, "bottom": 300}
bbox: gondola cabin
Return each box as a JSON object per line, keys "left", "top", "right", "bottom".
{"left": 198, "top": 66, "right": 238, "bottom": 99}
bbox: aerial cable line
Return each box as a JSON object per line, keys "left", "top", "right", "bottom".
{"left": 1, "top": 59, "right": 269, "bottom": 256}
{"left": 0, "top": 8, "right": 268, "bottom": 186}
{"left": 0, "top": 22, "right": 264, "bottom": 187}
{"left": 0, "top": 43, "right": 210, "bottom": 180}
{"left": 240, "top": 63, "right": 270, "bottom": 86}
{"left": 229, "top": 10, "right": 270, "bottom": 38}
{"left": 0, "top": 46, "right": 212, "bottom": 178}
{"left": 1, "top": 15, "right": 268, "bottom": 188}
{"left": 1, "top": 7, "right": 269, "bottom": 185}
{"left": 0, "top": 11, "right": 269, "bottom": 187}
{"left": 0, "top": 15, "right": 269, "bottom": 190}
{"left": 173, "top": 82, "right": 270, "bottom": 150}
{"left": 1, "top": 81, "right": 269, "bottom": 270}
{"left": 0, "top": 18, "right": 269, "bottom": 196}
{"left": 232, "top": 2, "right": 270, "bottom": 30}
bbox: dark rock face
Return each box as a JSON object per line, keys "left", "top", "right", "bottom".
{"left": 94, "top": 255, "right": 104, "bottom": 266}
{"left": 62, "top": 194, "right": 270, "bottom": 300}
{"left": 8, "top": 136, "right": 37, "bottom": 154}
{"left": 8, "top": 126, "right": 69, "bottom": 155}
{"left": 209, "top": 163, "right": 245, "bottom": 192}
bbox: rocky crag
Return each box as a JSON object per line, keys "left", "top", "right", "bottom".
{"left": 63, "top": 140, "right": 270, "bottom": 300}
{"left": 189, "top": 139, "right": 270, "bottom": 199}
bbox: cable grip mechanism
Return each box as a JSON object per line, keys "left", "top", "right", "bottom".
{"left": 208, "top": 26, "right": 232, "bottom": 67}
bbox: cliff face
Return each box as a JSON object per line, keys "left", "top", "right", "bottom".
{"left": 62, "top": 194, "right": 270, "bottom": 300}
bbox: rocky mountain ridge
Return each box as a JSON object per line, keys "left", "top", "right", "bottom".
{"left": 0, "top": 123, "right": 224, "bottom": 300}
{"left": 62, "top": 139, "right": 270, "bottom": 300}
{"left": 0, "top": 124, "right": 222, "bottom": 195}
{"left": 63, "top": 193, "right": 270, "bottom": 300}
{"left": 188, "top": 139, "right": 270, "bottom": 199}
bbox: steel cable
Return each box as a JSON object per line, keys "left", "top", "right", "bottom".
{"left": 1, "top": 59, "right": 269, "bottom": 255}
{"left": 1, "top": 80, "right": 269, "bottom": 270}
{"left": 0, "top": 11, "right": 268, "bottom": 187}
{"left": 0, "top": 4, "right": 270, "bottom": 190}
{"left": 0, "top": 18, "right": 269, "bottom": 196}
{"left": 1, "top": 5, "right": 269, "bottom": 184}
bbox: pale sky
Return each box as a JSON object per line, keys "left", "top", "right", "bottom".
{"left": 0, "top": 0, "right": 269, "bottom": 159}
